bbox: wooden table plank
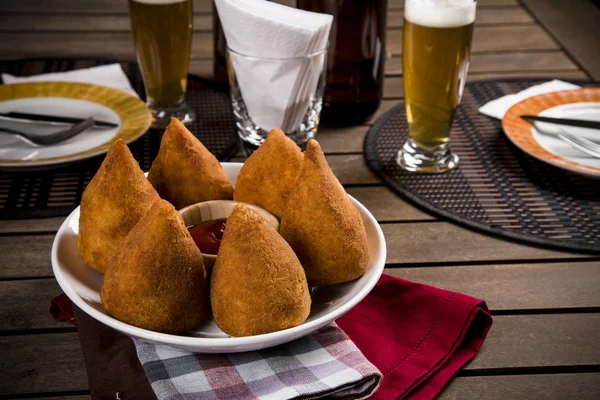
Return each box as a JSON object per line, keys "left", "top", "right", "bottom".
{"left": 326, "top": 154, "right": 380, "bottom": 185}
{"left": 522, "top": 0, "right": 600, "bottom": 80}
{"left": 383, "top": 69, "right": 591, "bottom": 99}
{"left": 384, "top": 77, "right": 404, "bottom": 99}
{"left": 347, "top": 186, "right": 435, "bottom": 222}
{"left": 389, "top": 0, "right": 519, "bottom": 8}
{"left": 5, "top": 260, "right": 600, "bottom": 331}
{"left": 25, "top": 397, "right": 90, "bottom": 400}
{"left": 0, "top": 6, "right": 535, "bottom": 32}
{"left": 1, "top": 221, "right": 592, "bottom": 279}
{"left": 0, "top": 0, "right": 518, "bottom": 14}
{"left": 367, "top": 100, "right": 398, "bottom": 125}
{"left": 206, "top": 51, "right": 585, "bottom": 79}
{"left": 385, "top": 261, "right": 600, "bottom": 311}
{"left": 385, "top": 51, "right": 580, "bottom": 76}
{"left": 440, "top": 374, "right": 600, "bottom": 400}
{"left": 383, "top": 222, "right": 593, "bottom": 265}
{"left": 0, "top": 14, "right": 213, "bottom": 32}
{"left": 189, "top": 59, "right": 213, "bottom": 77}
{"left": 0, "top": 333, "right": 88, "bottom": 395}
{"left": 467, "top": 314, "right": 600, "bottom": 370}
{"left": 0, "top": 0, "right": 214, "bottom": 13}
{"left": 0, "top": 217, "right": 64, "bottom": 234}
{"left": 0, "top": 279, "right": 65, "bottom": 331}
{"left": 387, "top": 25, "right": 560, "bottom": 55}
{"left": 0, "top": 188, "right": 436, "bottom": 238}
{"left": 0, "top": 235, "right": 54, "bottom": 278}
{"left": 317, "top": 126, "right": 366, "bottom": 154}
{"left": 195, "top": 52, "right": 586, "bottom": 80}
{"left": 3, "top": 313, "right": 598, "bottom": 395}
{"left": 0, "top": 24, "right": 560, "bottom": 61}
{"left": 0, "top": 32, "right": 212, "bottom": 60}
{"left": 388, "top": 7, "right": 534, "bottom": 28}
{"left": 464, "top": 70, "right": 590, "bottom": 81}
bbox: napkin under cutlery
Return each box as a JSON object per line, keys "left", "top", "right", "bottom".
{"left": 478, "top": 79, "right": 581, "bottom": 119}
{"left": 215, "top": 0, "right": 332, "bottom": 133}
{"left": 2, "top": 63, "right": 138, "bottom": 98}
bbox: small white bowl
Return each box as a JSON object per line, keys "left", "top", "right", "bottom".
{"left": 179, "top": 200, "right": 279, "bottom": 275}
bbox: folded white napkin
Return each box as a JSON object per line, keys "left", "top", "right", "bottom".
{"left": 478, "top": 79, "right": 581, "bottom": 119}
{"left": 215, "top": 0, "right": 332, "bottom": 133}
{"left": 2, "top": 64, "right": 138, "bottom": 98}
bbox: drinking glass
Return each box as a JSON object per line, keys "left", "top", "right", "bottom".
{"left": 129, "top": 0, "right": 195, "bottom": 128}
{"left": 226, "top": 48, "right": 327, "bottom": 154}
{"left": 397, "top": 0, "right": 476, "bottom": 173}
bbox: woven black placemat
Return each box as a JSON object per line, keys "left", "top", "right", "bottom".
{"left": 0, "top": 58, "right": 239, "bottom": 220}
{"left": 364, "top": 79, "right": 600, "bottom": 254}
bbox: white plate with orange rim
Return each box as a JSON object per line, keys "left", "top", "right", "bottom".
{"left": 51, "top": 162, "right": 387, "bottom": 353}
{"left": 0, "top": 82, "right": 151, "bottom": 169}
{"left": 502, "top": 88, "right": 600, "bottom": 179}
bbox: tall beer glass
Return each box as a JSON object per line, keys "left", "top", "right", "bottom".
{"left": 129, "top": 0, "right": 195, "bottom": 128}
{"left": 397, "top": 0, "right": 475, "bottom": 173}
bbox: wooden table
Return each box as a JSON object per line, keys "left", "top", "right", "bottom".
{"left": 1, "top": 0, "right": 599, "bottom": 398}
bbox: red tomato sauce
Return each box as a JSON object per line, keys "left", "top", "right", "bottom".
{"left": 188, "top": 218, "right": 227, "bottom": 255}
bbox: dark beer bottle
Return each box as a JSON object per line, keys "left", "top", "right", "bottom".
{"left": 213, "top": 10, "right": 228, "bottom": 85}
{"left": 298, "top": 0, "right": 387, "bottom": 125}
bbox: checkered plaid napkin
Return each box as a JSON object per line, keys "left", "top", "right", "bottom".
{"left": 133, "top": 323, "right": 381, "bottom": 400}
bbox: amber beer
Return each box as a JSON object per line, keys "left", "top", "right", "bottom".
{"left": 129, "top": 0, "right": 192, "bottom": 107}
{"left": 398, "top": 0, "right": 475, "bottom": 173}
{"left": 404, "top": 20, "right": 473, "bottom": 148}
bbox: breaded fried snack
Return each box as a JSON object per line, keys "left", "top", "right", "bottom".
{"left": 101, "top": 199, "right": 208, "bottom": 334}
{"left": 148, "top": 118, "right": 233, "bottom": 209}
{"left": 211, "top": 204, "right": 310, "bottom": 336}
{"left": 78, "top": 139, "right": 160, "bottom": 274}
{"left": 234, "top": 128, "right": 302, "bottom": 219}
{"left": 280, "top": 140, "right": 369, "bottom": 286}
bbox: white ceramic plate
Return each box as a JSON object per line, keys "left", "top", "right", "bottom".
{"left": 0, "top": 82, "right": 151, "bottom": 169}
{"left": 532, "top": 102, "right": 600, "bottom": 170}
{"left": 502, "top": 88, "right": 600, "bottom": 179}
{"left": 51, "top": 162, "right": 387, "bottom": 353}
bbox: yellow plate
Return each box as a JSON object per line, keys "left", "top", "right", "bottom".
{"left": 502, "top": 88, "right": 600, "bottom": 179}
{"left": 0, "top": 81, "right": 151, "bottom": 169}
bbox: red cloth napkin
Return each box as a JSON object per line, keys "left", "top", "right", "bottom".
{"left": 337, "top": 274, "right": 492, "bottom": 400}
{"left": 50, "top": 292, "right": 75, "bottom": 326}
{"left": 51, "top": 274, "right": 492, "bottom": 400}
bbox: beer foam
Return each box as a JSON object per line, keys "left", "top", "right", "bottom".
{"left": 132, "top": 0, "right": 188, "bottom": 4}
{"left": 405, "top": 0, "right": 476, "bottom": 28}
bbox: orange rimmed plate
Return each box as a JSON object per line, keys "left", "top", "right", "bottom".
{"left": 0, "top": 81, "right": 151, "bottom": 169}
{"left": 502, "top": 88, "right": 600, "bottom": 179}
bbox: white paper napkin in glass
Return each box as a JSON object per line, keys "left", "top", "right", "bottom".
{"left": 215, "top": 0, "right": 332, "bottom": 132}
{"left": 2, "top": 64, "right": 139, "bottom": 98}
{"left": 478, "top": 79, "right": 581, "bottom": 119}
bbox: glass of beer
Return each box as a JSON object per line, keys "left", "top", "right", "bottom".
{"left": 397, "top": 0, "right": 476, "bottom": 173}
{"left": 129, "top": 0, "right": 195, "bottom": 128}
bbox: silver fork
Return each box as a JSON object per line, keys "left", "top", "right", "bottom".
{"left": 557, "top": 128, "right": 600, "bottom": 159}
{"left": 0, "top": 117, "right": 95, "bottom": 146}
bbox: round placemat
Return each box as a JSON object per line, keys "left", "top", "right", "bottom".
{"left": 364, "top": 79, "right": 600, "bottom": 254}
{"left": 0, "top": 58, "right": 239, "bottom": 220}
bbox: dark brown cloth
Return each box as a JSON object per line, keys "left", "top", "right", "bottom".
{"left": 73, "top": 305, "right": 157, "bottom": 400}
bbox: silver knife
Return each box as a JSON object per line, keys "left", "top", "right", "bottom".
{"left": 0, "top": 112, "right": 118, "bottom": 129}
{"left": 521, "top": 115, "right": 600, "bottom": 130}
